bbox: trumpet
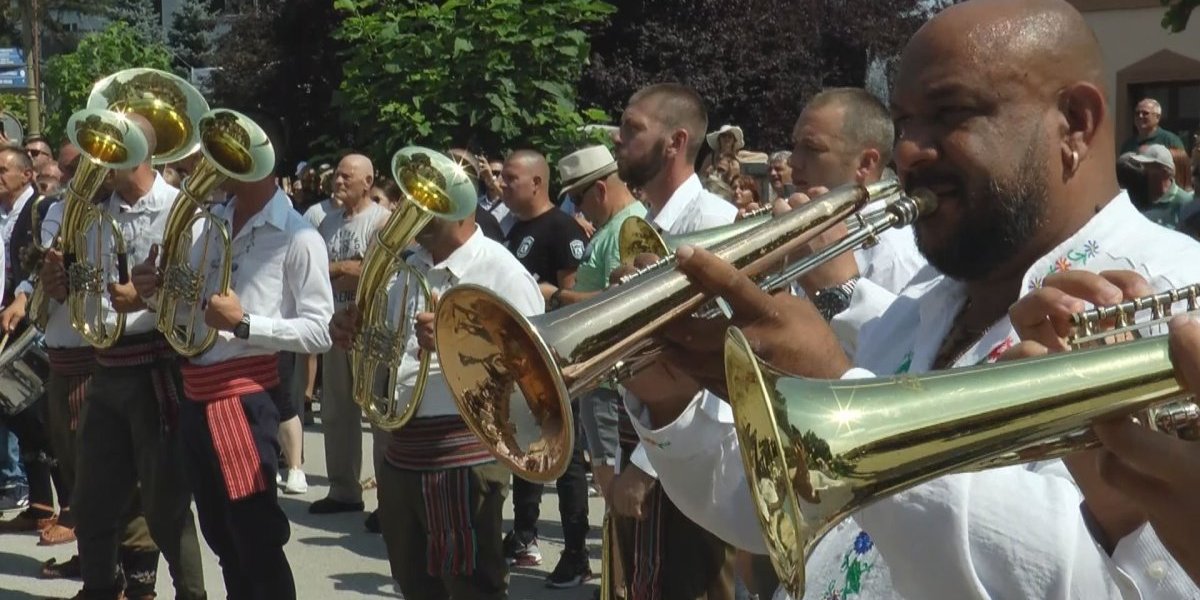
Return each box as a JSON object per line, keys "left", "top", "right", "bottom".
{"left": 28, "top": 108, "right": 150, "bottom": 343}
{"left": 724, "top": 285, "right": 1200, "bottom": 598}
{"left": 155, "top": 109, "right": 274, "bottom": 357}
{"left": 31, "top": 68, "right": 208, "bottom": 347}
{"left": 435, "top": 182, "right": 928, "bottom": 482}
{"left": 617, "top": 204, "right": 773, "bottom": 266}
{"left": 350, "top": 148, "right": 476, "bottom": 431}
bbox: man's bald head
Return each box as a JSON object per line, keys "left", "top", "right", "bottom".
{"left": 501, "top": 149, "right": 552, "bottom": 218}
{"left": 333, "top": 152, "right": 375, "bottom": 208}
{"left": 891, "top": 0, "right": 1115, "bottom": 283}
{"left": 125, "top": 113, "right": 157, "bottom": 164}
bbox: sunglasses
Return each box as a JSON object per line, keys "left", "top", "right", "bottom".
{"left": 1134, "top": 110, "right": 1157, "bottom": 117}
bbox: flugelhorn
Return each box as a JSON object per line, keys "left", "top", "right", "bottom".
{"left": 436, "top": 182, "right": 924, "bottom": 482}
{"left": 28, "top": 109, "right": 149, "bottom": 341}
{"left": 618, "top": 205, "right": 773, "bottom": 266}
{"left": 350, "top": 147, "right": 476, "bottom": 431}
{"left": 156, "top": 109, "right": 274, "bottom": 356}
{"left": 64, "top": 68, "right": 208, "bottom": 348}
{"left": 725, "top": 285, "right": 1200, "bottom": 599}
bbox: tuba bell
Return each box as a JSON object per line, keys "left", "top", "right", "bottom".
{"left": 27, "top": 108, "right": 150, "bottom": 343}
{"left": 723, "top": 285, "right": 1200, "bottom": 599}
{"left": 618, "top": 205, "right": 773, "bottom": 266}
{"left": 155, "top": 108, "right": 275, "bottom": 356}
{"left": 30, "top": 68, "right": 208, "bottom": 346}
{"left": 350, "top": 147, "right": 477, "bottom": 431}
{"left": 434, "top": 182, "right": 922, "bottom": 482}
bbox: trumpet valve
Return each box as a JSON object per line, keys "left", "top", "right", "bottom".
{"left": 67, "top": 261, "right": 105, "bottom": 294}
{"left": 162, "top": 263, "right": 204, "bottom": 304}
{"left": 356, "top": 325, "right": 407, "bottom": 366}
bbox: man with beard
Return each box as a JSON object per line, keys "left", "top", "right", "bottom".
{"left": 609, "top": 83, "right": 738, "bottom": 600}
{"left": 616, "top": 0, "right": 1200, "bottom": 598}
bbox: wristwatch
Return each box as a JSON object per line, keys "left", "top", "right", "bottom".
{"left": 233, "top": 312, "right": 251, "bottom": 340}
{"left": 812, "top": 277, "right": 860, "bottom": 321}
{"left": 548, "top": 288, "right": 565, "bottom": 311}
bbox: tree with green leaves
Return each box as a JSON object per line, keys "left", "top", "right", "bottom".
{"left": 109, "top": 0, "right": 166, "bottom": 46}
{"left": 42, "top": 20, "right": 172, "bottom": 141}
{"left": 333, "top": 0, "right": 614, "bottom": 165}
{"left": 168, "top": 0, "right": 217, "bottom": 71}
{"left": 1162, "top": 0, "right": 1197, "bottom": 31}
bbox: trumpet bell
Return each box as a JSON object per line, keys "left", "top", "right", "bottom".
{"left": 66, "top": 109, "right": 151, "bottom": 172}
{"left": 198, "top": 109, "right": 276, "bottom": 182}
{"left": 723, "top": 326, "right": 1196, "bottom": 599}
{"left": 89, "top": 68, "right": 210, "bottom": 164}
{"left": 618, "top": 208, "right": 774, "bottom": 266}
{"left": 348, "top": 147, "right": 478, "bottom": 432}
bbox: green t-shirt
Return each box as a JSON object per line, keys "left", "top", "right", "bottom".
{"left": 1142, "top": 182, "right": 1195, "bottom": 228}
{"left": 574, "top": 201, "right": 649, "bottom": 293}
{"left": 1120, "top": 128, "right": 1187, "bottom": 155}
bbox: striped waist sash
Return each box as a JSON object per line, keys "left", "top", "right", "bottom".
{"left": 180, "top": 354, "right": 279, "bottom": 501}
{"left": 385, "top": 415, "right": 494, "bottom": 471}
{"left": 95, "top": 333, "right": 181, "bottom": 433}
{"left": 47, "top": 346, "right": 95, "bottom": 432}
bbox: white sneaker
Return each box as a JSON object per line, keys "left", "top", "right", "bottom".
{"left": 276, "top": 472, "right": 283, "bottom": 485}
{"left": 284, "top": 469, "right": 308, "bottom": 495}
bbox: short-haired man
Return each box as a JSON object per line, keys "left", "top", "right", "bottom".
{"left": 23, "top": 135, "right": 54, "bottom": 172}
{"left": 1121, "top": 98, "right": 1186, "bottom": 155}
{"left": 767, "top": 151, "right": 792, "bottom": 201}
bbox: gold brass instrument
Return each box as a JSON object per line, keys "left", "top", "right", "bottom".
{"left": 350, "top": 147, "right": 477, "bottom": 431}
{"left": 155, "top": 108, "right": 274, "bottom": 357}
{"left": 725, "top": 285, "right": 1200, "bottom": 599}
{"left": 27, "top": 109, "right": 150, "bottom": 341}
{"left": 33, "top": 68, "right": 208, "bottom": 346}
{"left": 617, "top": 204, "right": 772, "bottom": 266}
{"left": 435, "top": 182, "right": 917, "bottom": 482}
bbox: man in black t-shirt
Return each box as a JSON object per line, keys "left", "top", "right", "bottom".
{"left": 497, "top": 149, "right": 594, "bottom": 588}
{"left": 502, "top": 150, "right": 587, "bottom": 293}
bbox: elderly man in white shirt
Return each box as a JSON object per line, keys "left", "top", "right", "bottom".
{"left": 619, "top": 1, "right": 1200, "bottom": 599}
{"left": 133, "top": 159, "right": 334, "bottom": 599}
{"left": 329, "top": 181, "right": 543, "bottom": 599}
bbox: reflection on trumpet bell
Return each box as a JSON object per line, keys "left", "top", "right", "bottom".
{"left": 349, "top": 147, "right": 477, "bottom": 431}
{"left": 436, "top": 182, "right": 874, "bottom": 483}
{"left": 617, "top": 206, "right": 773, "bottom": 267}
{"left": 724, "top": 313, "right": 1200, "bottom": 599}
{"left": 88, "top": 68, "right": 209, "bottom": 164}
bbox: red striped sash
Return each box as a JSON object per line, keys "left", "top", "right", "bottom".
{"left": 385, "top": 416, "right": 494, "bottom": 471}
{"left": 180, "top": 354, "right": 279, "bottom": 501}
{"left": 96, "top": 335, "right": 181, "bottom": 433}
{"left": 421, "top": 468, "right": 477, "bottom": 576}
{"left": 47, "top": 346, "right": 95, "bottom": 432}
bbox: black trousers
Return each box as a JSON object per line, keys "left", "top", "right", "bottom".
{"left": 179, "top": 386, "right": 295, "bottom": 600}
{"left": 511, "top": 402, "right": 589, "bottom": 553}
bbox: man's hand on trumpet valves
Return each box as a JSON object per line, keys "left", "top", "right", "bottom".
{"left": 329, "top": 304, "right": 361, "bottom": 351}
{"left": 107, "top": 281, "right": 144, "bottom": 313}
{"left": 1003, "top": 270, "right": 1154, "bottom": 554}
{"left": 415, "top": 293, "right": 439, "bottom": 353}
{"left": 130, "top": 244, "right": 161, "bottom": 300}
{"left": 205, "top": 289, "right": 245, "bottom": 332}
{"left": 41, "top": 247, "right": 68, "bottom": 303}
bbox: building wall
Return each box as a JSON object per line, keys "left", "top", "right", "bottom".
{"left": 1075, "top": 4, "right": 1200, "bottom": 146}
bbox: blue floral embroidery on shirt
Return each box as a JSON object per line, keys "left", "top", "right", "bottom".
{"left": 893, "top": 351, "right": 913, "bottom": 375}
{"left": 821, "top": 531, "right": 876, "bottom": 600}
{"left": 1029, "top": 240, "right": 1100, "bottom": 290}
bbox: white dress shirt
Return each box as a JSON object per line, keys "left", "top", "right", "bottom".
{"left": 15, "top": 200, "right": 84, "bottom": 348}
{"left": 649, "top": 173, "right": 738, "bottom": 235}
{"left": 303, "top": 198, "right": 336, "bottom": 230}
{"left": 624, "top": 172, "right": 738, "bottom": 478}
{"left": 182, "top": 187, "right": 333, "bottom": 365}
{"left": 384, "top": 226, "right": 543, "bottom": 418}
{"left": 91, "top": 173, "right": 177, "bottom": 335}
{"left": 627, "top": 192, "right": 1200, "bottom": 600}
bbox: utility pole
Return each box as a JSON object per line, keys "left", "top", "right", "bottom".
{"left": 20, "top": 0, "right": 43, "bottom": 138}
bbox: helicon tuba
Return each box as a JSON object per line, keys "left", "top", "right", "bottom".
{"left": 27, "top": 108, "right": 150, "bottom": 342}
{"left": 63, "top": 68, "right": 208, "bottom": 348}
{"left": 434, "top": 182, "right": 925, "bottom": 482}
{"left": 724, "top": 285, "right": 1200, "bottom": 599}
{"left": 350, "top": 147, "right": 477, "bottom": 431}
{"left": 155, "top": 108, "right": 275, "bottom": 357}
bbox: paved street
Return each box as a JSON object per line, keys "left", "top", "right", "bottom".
{"left": 0, "top": 421, "right": 606, "bottom": 599}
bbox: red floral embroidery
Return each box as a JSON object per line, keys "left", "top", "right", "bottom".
{"left": 984, "top": 338, "right": 1015, "bottom": 364}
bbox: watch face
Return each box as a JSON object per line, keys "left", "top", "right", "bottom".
{"left": 815, "top": 288, "right": 852, "bottom": 320}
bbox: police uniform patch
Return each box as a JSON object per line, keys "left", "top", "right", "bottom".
{"left": 570, "top": 239, "right": 585, "bottom": 260}
{"left": 515, "top": 236, "right": 535, "bottom": 259}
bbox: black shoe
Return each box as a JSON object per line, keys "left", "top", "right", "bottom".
{"left": 364, "top": 510, "right": 381, "bottom": 533}
{"left": 545, "top": 549, "right": 592, "bottom": 588}
{"left": 308, "top": 498, "right": 365, "bottom": 514}
{"left": 503, "top": 530, "right": 543, "bottom": 566}
{"left": 0, "top": 484, "right": 29, "bottom": 512}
